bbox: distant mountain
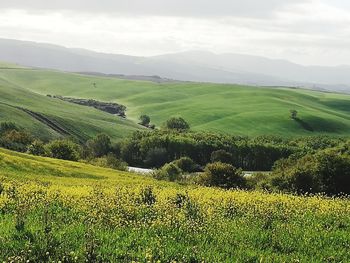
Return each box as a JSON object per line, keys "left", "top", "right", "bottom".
{"left": 0, "top": 38, "right": 349, "bottom": 92}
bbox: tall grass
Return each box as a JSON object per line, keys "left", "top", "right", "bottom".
{"left": 0, "top": 148, "right": 349, "bottom": 262}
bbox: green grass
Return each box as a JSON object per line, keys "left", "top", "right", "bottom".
{"left": 0, "top": 148, "right": 349, "bottom": 262}
{"left": 0, "top": 70, "right": 139, "bottom": 142}
{"left": 1, "top": 65, "right": 350, "bottom": 137}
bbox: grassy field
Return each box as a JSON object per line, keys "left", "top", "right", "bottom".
{"left": 1, "top": 65, "right": 350, "bottom": 137}
{"left": 0, "top": 64, "right": 139, "bottom": 142}
{"left": 0, "top": 147, "right": 349, "bottom": 262}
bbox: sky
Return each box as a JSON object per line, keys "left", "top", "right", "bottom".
{"left": 0, "top": 0, "right": 350, "bottom": 66}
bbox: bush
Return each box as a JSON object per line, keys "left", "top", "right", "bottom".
{"left": 27, "top": 140, "right": 46, "bottom": 156}
{"left": 173, "top": 157, "right": 200, "bottom": 173}
{"left": 165, "top": 117, "right": 190, "bottom": 132}
{"left": 87, "top": 154, "right": 128, "bottom": 171}
{"left": 46, "top": 140, "right": 81, "bottom": 161}
{"left": 139, "top": 186, "right": 156, "bottom": 206}
{"left": 153, "top": 163, "right": 183, "bottom": 182}
{"left": 245, "top": 172, "right": 271, "bottom": 190}
{"left": 0, "top": 130, "right": 33, "bottom": 152}
{"left": 201, "top": 162, "right": 245, "bottom": 189}
{"left": 0, "top": 122, "right": 19, "bottom": 134}
{"left": 210, "top": 150, "right": 233, "bottom": 164}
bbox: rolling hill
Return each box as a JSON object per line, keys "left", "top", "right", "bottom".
{"left": 0, "top": 63, "right": 139, "bottom": 142}
{"left": 1, "top": 63, "right": 350, "bottom": 137}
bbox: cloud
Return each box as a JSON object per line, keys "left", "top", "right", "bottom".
{"left": 0, "top": 0, "right": 308, "bottom": 18}
{"left": 0, "top": 0, "right": 350, "bottom": 66}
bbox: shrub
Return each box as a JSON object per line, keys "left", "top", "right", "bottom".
{"left": 153, "top": 163, "right": 182, "bottom": 182}
{"left": 27, "top": 140, "right": 46, "bottom": 156}
{"left": 0, "top": 130, "right": 33, "bottom": 152}
{"left": 246, "top": 172, "right": 272, "bottom": 190}
{"left": 202, "top": 162, "right": 245, "bottom": 189}
{"left": 0, "top": 122, "right": 19, "bottom": 134}
{"left": 173, "top": 157, "right": 200, "bottom": 173}
{"left": 139, "top": 186, "right": 156, "bottom": 206}
{"left": 87, "top": 154, "right": 128, "bottom": 171}
{"left": 46, "top": 140, "right": 81, "bottom": 161}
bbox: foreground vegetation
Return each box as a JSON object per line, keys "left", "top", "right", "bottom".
{"left": 0, "top": 148, "right": 349, "bottom": 262}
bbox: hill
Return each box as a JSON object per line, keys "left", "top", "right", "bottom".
{"left": 0, "top": 147, "right": 349, "bottom": 261}
{"left": 1, "top": 38, "right": 350, "bottom": 92}
{"left": 0, "top": 63, "right": 139, "bottom": 142}
{"left": 1, "top": 65, "right": 350, "bottom": 137}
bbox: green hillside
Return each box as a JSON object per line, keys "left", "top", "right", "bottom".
{"left": 0, "top": 66, "right": 139, "bottom": 142}
{"left": 1, "top": 64, "right": 350, "bottom": 137}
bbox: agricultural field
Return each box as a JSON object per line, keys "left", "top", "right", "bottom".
{"left": 0, "top": 148, "right": 349, "bottom": 262}
{"left": 1, "top": 65, "right": 350, "bottom": 137}
{"left": 0, "top": 64, "right": 139, "bottom": 142}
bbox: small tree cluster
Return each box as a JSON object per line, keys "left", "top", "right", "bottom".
{"left": 270, "top": 151, "right": 350, "bottom": 195}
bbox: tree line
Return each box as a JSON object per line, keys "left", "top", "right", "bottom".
{"left": 1, "top": 118, "right": 349, "bottom": 195}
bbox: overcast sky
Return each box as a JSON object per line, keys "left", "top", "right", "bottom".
{"left": 1, "top": 0, "right": 350, "bottom": 66}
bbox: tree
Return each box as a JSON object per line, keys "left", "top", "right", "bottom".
{"left": 139, "top": 115, "right": 151, "bottom": 126}
{"left": 202, "top": 162, "right": 245, "bottom": 189}
{"left": 290, "top": 109, "right": 298, "bottom": 119}
{"left": 271, "top": 152, "right": 350, "bottom": 195}
{"left": 86, "top": 133, "right": 111, "bottom": 158}
{"left": 210, "top": 150, "right": 233, "bottom": 164}
{"left": 46, "top": 140, "right": 81, "bottom": 161}
{"left": 144, "top": 147, "right": 168, "bottom": 168}
{"left": 165, "top": 117, "right": 190, "bottom": 132}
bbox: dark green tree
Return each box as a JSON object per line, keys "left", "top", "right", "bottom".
{"left": 271, "top": 151, "right": 350, "bottom": 195}
{"left": 290, "top": 109, "right": 298, "bottom": 119}
{"left": 46, "top": 140, "right": 81, "bottom": 161}
{"left": 86, "top": 133, "right": 111, "bottom": 158}
{"left": 203, "top": 162, "right": 245, "bottom": 189}
{"left": 165, "top": 117, "right": 190, "bottom": 132}
{"left": 211, "top": 150, "right": 233, "bottom": 164}
{"left": 139, "top": 115, "right": 151, "bottom": 126}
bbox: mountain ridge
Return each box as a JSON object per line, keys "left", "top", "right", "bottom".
{"left": 0, "top": 38, "right": 349, "bottom": 93}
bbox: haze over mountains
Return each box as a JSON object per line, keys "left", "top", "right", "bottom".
{"left": 1, "top": 38, "right": 349, "bottom": 92}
